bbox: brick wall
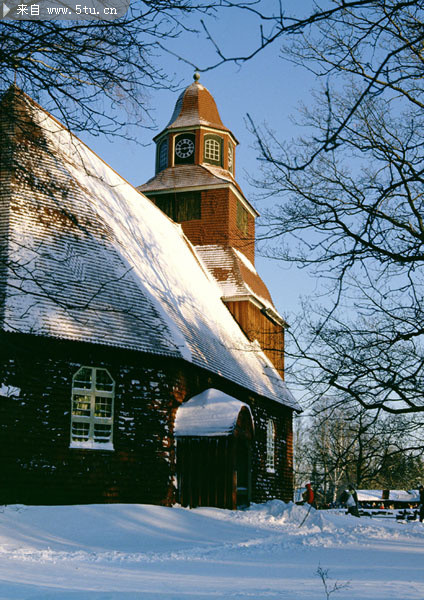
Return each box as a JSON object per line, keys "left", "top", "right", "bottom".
{"left": 180, "top": 188, "right": 229, "bottom": 247}
{"left": 0, "top": 334, "right": 184, "bottom": 505}
{"left": 180, "top": 187, "right": 255, "bottom": 265}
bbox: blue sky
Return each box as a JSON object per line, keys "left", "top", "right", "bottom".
{"left": 81, "top": 1, "right": 318, "bottom": 321}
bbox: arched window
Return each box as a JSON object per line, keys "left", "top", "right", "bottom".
{"left": 70, "top": 367, "right": 115, "bottom": 450}
{"left": 157, "top": 139, "right": 168, "bottom": 171}
{"left": 204, "top": 134, "right": 222, "bottom": 166}
{"left": 266, "top": 419, "right": 276, "bottom": 471}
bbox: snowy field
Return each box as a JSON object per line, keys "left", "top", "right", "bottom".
{"left": 0, "top": 501, "right": 423, "bottom": 600}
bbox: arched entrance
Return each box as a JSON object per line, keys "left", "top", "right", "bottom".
{"left": 174, "top": 389, "right": 254, "bottom": 509}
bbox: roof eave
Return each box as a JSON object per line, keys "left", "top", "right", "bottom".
{"left": 222, "top": 295, "right": 288, "bottom": 328}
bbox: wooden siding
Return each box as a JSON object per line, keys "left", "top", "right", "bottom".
{"left": 225, "top": 300, "right": 285, "bottom": 376}
{"left": 249, "top": 398, "right": 294, "bottom": 504}
{"left": 177, "top": 437, "right": 235, "bottom": 509}
{"left": 0, "top": 332, "right": 293, "bottom": 507}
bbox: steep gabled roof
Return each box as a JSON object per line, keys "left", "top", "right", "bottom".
{"left": 0, "top": 88, "right": 299, "bottom": 411}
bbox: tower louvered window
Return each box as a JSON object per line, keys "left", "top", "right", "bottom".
{"left": 150, "top": 191, "right": 201, "bottom": 222}
{"left": 236, "top": 201, "right": 249, "bottom": 236}
{"left": 70, "top": 367, "right": 115, "bottom": 450}
{"left": 158, "top": 139, "right": 168, "bottom": 171}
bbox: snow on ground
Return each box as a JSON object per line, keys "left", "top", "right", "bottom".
{"left": 0, "top": 501, "right": 423, "bottom": 600}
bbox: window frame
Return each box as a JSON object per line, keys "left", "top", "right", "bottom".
{"left": 70, "top": 366, "right": 115, "bottom": 451}
{"left": 266, "top": 418, "right": 276, "bottom": 472}
{"left": 203, "top": 134, "right": 223, "bottom": 166}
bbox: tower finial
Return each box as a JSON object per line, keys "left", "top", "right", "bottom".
{"left": 193, "top": 71, "right": 200, "bottom": 82}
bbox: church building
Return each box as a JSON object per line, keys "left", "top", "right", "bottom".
{"left": 0, "top": 76, "right": 300, "bottom": 509}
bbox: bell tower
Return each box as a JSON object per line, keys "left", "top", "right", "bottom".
{"left": 138, "top": 74, "right": 287, "bottom": 376}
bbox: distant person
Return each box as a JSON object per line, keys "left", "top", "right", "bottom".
{"left": 340, "top": 484, "right": 360, "bottom": 517}
{"left": 302, "top": 482, "right": 316, "bottom": 507}
{"left": 419, "top": 484, "right": 424, "bottom": 523}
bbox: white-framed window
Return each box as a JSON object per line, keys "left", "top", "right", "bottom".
{"left": 70, "top": 367, "right": 115, "bottom": 450}
{"left": 204, "top": 137, "right": 221, "bottom": 164}
{"left": 266, "top": 419, "right": 276, "bottom": 472}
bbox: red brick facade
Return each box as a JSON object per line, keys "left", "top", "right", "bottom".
{"left": 178, "top": 187, "right": 255, "bottom": 264}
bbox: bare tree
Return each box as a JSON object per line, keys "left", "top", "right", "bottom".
{"left": 1, "top": 1, "right": 270, "bottom": 333}
{"left": 0, "top": 1, "right": 249, "bottom": 138}
{"left": 229, "top": 1, "right": 424, "bottom": 418}
{"left": 297, "top": 399, "right": 424, "bottom": 504}
{"left": 3, "top": 2, "right": 424, "bottom": 423}
{"left": 173, "top": 0, "right": 424, "bottom": 418}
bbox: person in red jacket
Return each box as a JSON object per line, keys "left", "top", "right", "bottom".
{"left": 302, "top": 482, "right": 316, "bottom": 507}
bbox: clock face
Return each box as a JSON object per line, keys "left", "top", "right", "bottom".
{"left": 175, "top": 138, "right": 195, "bottom": 159}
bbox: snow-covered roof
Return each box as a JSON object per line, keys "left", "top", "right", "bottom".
{"left": 0, "top": 88, "right": 300, "bottom": 411}
{"left": 174, "top": 388, "right": 253, "bottom": 437}
{"left": 195, "top": 245, "right": 286, "bottom": 326}
{"left": 138, "top": 164, "right": 250, "bottom": 209}
{"left": 356, "top": 490, "right": 419, "bottom": 503}
{"left": 355, "top": 490, "right": 384, "bottom": 502}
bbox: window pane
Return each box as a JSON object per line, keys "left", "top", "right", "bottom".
{"left": 205, "top": 138, "right": 220, "bottom": 162}
{"left": 266, "top": 419, "right": 275, "bottom": 470}
{"left": 94, "top": 396, "right": 113, "bottom": 417}
{"left": 228, "top": 142, "right": 234, "bottom": 173}
{"left": 94, "top": 423, "right": 112, "bottom": 442}
{"left": 72, "top": 394, "right": 91, "bottom": 416}
{"left": 95, "top": 369, "right": 114, "bottom": 392}
{"left": 72, "top": 422, "right": 90, "bottom": 441}
{"left": 71, "top": 367, "right": 115, "bottom": 450}
{"left": 74, "top": 367, "right": 93, "bottom": 389}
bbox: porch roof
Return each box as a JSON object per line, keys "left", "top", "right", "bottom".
{"left": 174, "top": 388, "right": 253, "bottom": 437}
